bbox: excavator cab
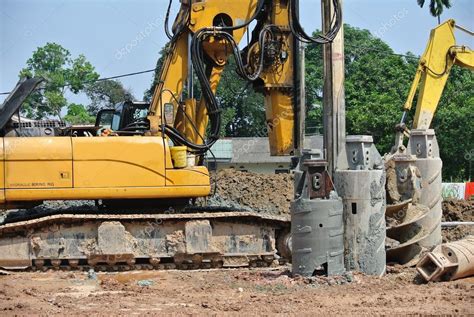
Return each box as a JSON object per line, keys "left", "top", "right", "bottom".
{"left": 95, "top": 101, "right": 150, "bottom": 135}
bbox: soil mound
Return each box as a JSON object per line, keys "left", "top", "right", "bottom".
{"left": 441, "top": 199, "right": 474, "bottom": 242}
{"left": 209, "top": 169, "right": 294, "bottom": 217}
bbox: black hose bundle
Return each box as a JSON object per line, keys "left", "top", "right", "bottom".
{"left": 161, "top": 0, "right": 342, "bottom": 155}
{"left": 289, "top": 0, "right": 342, "bottom": 44}
{"left": 162, "top": 0, "right": 267, "bottom": 155}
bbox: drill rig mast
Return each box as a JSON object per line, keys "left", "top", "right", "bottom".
{"left": 0, "top": 0, "right": 343, "bottom": 272}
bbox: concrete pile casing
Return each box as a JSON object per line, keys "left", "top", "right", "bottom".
{"left": 407, "top": 129, "right": 443, "bottom": 249}
{"left": 335, "top": 135, "right": 386, "bottom": 276}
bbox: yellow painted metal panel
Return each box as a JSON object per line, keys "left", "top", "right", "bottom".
{"left": 5, "top": 185, "right": 210, "bottom": 201}
{"left": 4, "top": 137, "right": 72, "bottom": 189}
{"left": 166, "top": 167, "right": 210, "bottom": 187}
{"left": 148, "top": 33, "right": 189, "bottom": 133}
{"left": 4, "top": 137, "right": 72, "bottom": 160}
{"left": 72, "top": 137, "right": 167, "bottom": 188}
{"left": 189, "top": 0, "right": 257, "bottom": 42}
{"left": 403, "top": 20, "right": 473, "bottom": 129}
{"left": 0, "top": 138, "right": 4, "bottom": 160}
{"left": 265, "top": 92, "right": 295, "bottom": 155}
{"left": 0, "top": 139, "right": 4, "bottom": 203}
{"left": 5, "top": 161, "right": 73, "bottom": 189}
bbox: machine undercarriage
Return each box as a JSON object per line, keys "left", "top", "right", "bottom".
{"left": 0, "top": 0, "right": 471, "bottom": 277}
{"left": 0, "top": 204, "right": 291, "bottom": 271}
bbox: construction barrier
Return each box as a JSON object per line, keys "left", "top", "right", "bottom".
{"left": 441, "top": 182, "right": 473, "bottom": 200}
{"left": 465, "top": 182, "right": 474, "bottom": 200}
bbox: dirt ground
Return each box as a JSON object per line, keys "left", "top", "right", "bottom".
{"left": 206, "top": 169, "right": 294, "bottom": 217}
{"left": 1, "top": 266, "right": 472, "bottom": 315}
{"left": 442, "top": 199, "right": 474, "bottom": 242}
{"left": 1, "top": 171, "right": 473, "bottom": 315}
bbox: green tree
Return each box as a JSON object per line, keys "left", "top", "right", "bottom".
{"left": 63, "top": 103, "right": 95, "bottom": 125}
{"left": 305, "top": 24, "right": 472, "bottom": 181}
{"left": 305, "top": 24, "right": 418, "bottom": 154}
{"left": 19, "top": 42, "right": 99, "bottom": 119}
{"left": 433, "top": 67, "right": 474, "bottom": 181}
{"left": 145, "top": 48, "right": 265, "bottom": 137}
{"left": 417, "top": 0, "right": 452, "bottom": 23}
{"left": 85, "top": 80, "right": 134, "bottom": 115}
{"left": 217, "top": 58, "right": 265, "bottom": 137}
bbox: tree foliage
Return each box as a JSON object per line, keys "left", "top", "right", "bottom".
{"left": 146, "top": 24, "right": 471, "bottom": 180}
{"left": 217, "top": 58, "right": 265, "bottom": 137}
{"left": 433, "top": 67, "right": 474, "bottom": 181}
{"left": 19, "top": 42, "right": 99, "bottom": 119}
{"left": 85, "top": 80, "right": 134, "bottom": 115}
{"left": 63, "top": 103, "right": 95, "bottom": 125}
{"left": 417, "top": 0, "right": 452, "bottom": 21}
{"left": 305, "top": 24, "right": 418, "bottom": 155}
{"left": 305, "top": 24, "right": 472, "bottom": 181}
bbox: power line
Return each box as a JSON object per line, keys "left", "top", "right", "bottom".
{"left": 0, "top": 67, "right": 158, "bottom": 96}
{"left": 344, "top": 44, "right": 419, "bottom": 60}
{"left": 0, "top": 43, "right": 419, "bottom": 97}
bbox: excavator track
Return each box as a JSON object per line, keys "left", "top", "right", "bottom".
{"left": 0, "top": 208, "right": 291, "bottom": 272}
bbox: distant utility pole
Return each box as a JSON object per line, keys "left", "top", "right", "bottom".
{"left": 322, "top": 0, "right": 346, "bottom": 176}
{"left": 293, "top": 3, "right": 306, "bottom": 158}
{"left": 295, "top": 43, "right": 306, "bottom": 157}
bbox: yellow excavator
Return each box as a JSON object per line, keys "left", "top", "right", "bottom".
{"left": 385, "top": 19, "right": 473, "bottom": 265}
{"left": 400, "top": 19, "right": 473, "bottom": 131}
{"left": 0, "top": 0, "right": 342, "bottom": 270}
{"left": 0, "top": 0, "right": 298, "bottom": 208}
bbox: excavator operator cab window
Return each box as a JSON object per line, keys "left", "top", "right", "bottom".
{"left": 130, "top": 107, "right": 148, "bottom": 122}
{"left": 96, "top": 102, "right": 150, "bottom": 134}
{"left": 95, "top": 108, "right": 114, "bottom": 130}
{"left": 120, "top": 103, "right": 149, "bottom": 130}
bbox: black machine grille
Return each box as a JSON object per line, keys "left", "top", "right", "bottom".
{"left": 12, "top": 120, "right": 66, "bottom": 129}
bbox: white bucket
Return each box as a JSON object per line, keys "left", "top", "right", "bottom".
{"left": 187, "top": 154, "right": 196, "bottom": 167}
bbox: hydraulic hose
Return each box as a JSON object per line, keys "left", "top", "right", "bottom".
{"left": 163, "top": 0, "right": 267, "bottom": 154}
{"left": 289, "top": 0, "right": 342, "bottom": 44}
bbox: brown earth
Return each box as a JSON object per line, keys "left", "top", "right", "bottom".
{"left": 1, "top": 171, "right": 473, "bottom": 315}
{"left": 208, "top": 169, "right": 294, "bottom": 217}
{"left": 1, "top": 266, "right": 472, "bottom": 315}
{"left": 441, "top": 199, "right": 474, "bottom": 242}
{"left": 442, "top": 199, "right": 474, "bottom": 222}
{"left": 214, "top": 170, "right": 474, "bottom": 242}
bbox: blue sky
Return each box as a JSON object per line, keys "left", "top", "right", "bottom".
{"left": 1, "top": 0, "right": 473, "bottom": 105}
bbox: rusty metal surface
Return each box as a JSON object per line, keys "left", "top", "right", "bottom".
{"left": 0, "top": 211, "right": 289, "bottom": 233}
{"left": 0, "top": 210, "right": 290, "bottom": 271}
{"left": 303, "top": 159, "right": 333, "bottom": 199}
{"left": 417, "top": 235, "right": 474, "bottom": 282}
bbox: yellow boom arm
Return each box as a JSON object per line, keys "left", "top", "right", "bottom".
{"left": 403, "top": 19, "right": 473, "bottom": 129}
{"left": 148, "top": 0, "right": 295, "bottom": 156}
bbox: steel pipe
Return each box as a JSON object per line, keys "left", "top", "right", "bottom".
{"left": 417, "top": 235, "right": 474, "bottom": 282}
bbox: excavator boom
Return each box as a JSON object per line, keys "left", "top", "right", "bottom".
{"left": 403, "top": 19, "right": 473, "bottom": 129}
{"left": 386, "top": 20, "right": 473, "bottom": 266}
{"left": 149, "top": 0, "right": 296, "bottom": 156}
{"left": 0, "top": 0, "right": 306, "bottom": 271}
